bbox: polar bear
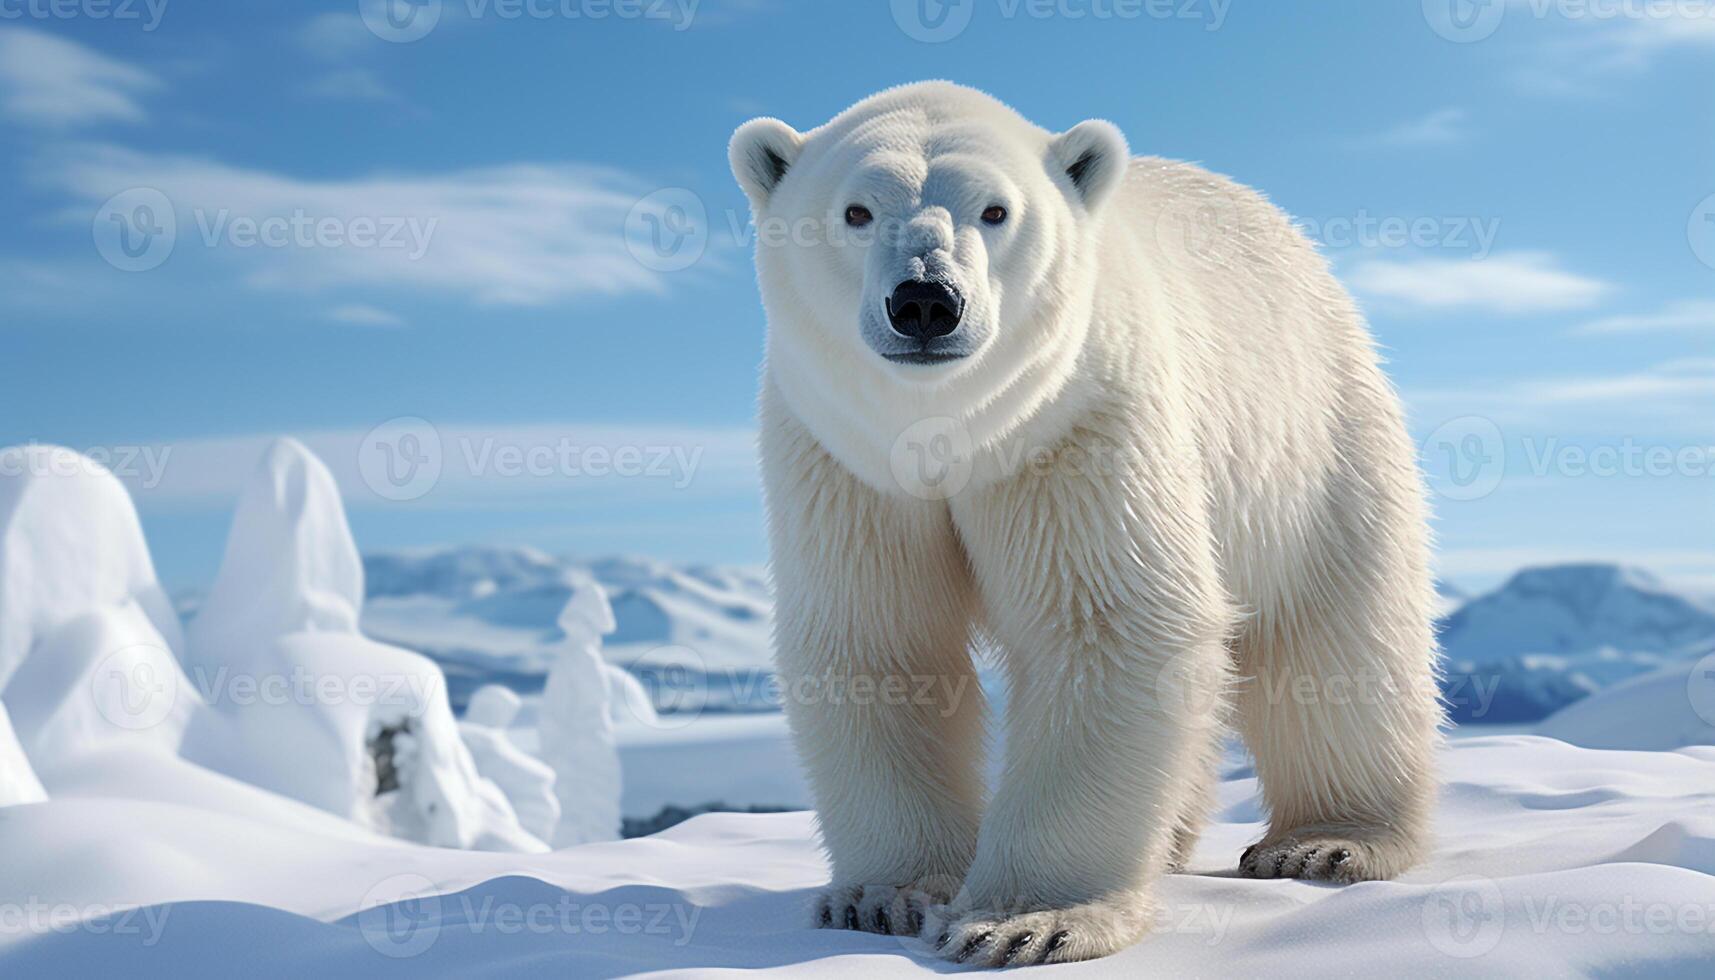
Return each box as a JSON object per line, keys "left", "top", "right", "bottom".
{"left": 729, "top": 82, "right": 1442, "bottom": 967}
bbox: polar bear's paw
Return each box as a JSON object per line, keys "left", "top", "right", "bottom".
{"left": 813, "top": 879, "right": 956, "bottom": 937}
{"left": 1239, "top": 831, "right": 1415, "bottom": 883}
{"left": 922, "top": 894, "right": 1152, "bottom": 968}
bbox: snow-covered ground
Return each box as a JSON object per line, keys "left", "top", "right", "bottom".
{"left": 3, "top": 734, "right": 1714, "bottom": 976}
{"left": 5, "top": 440, "right": 1715, "bottom": 975}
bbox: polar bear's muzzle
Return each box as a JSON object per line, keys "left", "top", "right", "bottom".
{"left": 873, "top": 278, "right": 973, "bottom": 366}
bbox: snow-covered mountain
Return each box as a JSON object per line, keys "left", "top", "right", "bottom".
{"left": 359, "top": 548, "right": 1715, "bottom": 725}
{"left": 361, "top": 548, "right": 774, "bottom": 711}
{"left": 1437, "top": 564, "right": 1715, "bottom": 723}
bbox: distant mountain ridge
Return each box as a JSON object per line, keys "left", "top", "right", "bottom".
{"left": 359, "top": 549, "right": 1715, "bottom": 723}
{"left": 1437, "top": 564, "right": 1715, "bottom": 723}
{"left": 360, "top": 547, "right": 773, "bottom": 710}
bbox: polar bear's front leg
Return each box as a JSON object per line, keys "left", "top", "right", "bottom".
{"left": 761, "top": 400, "right": 987, "bottom": 937}
{"left": 940, "top": 422, "right": 1233, "bottom": 967}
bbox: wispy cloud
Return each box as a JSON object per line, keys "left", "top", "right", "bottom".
{"left": 1506, "top": 1, "right": 1715, "bottom": 95}
{"left": 35, "top": 142, "right": 696, "bottom": 306}
{"left": 87, "top": 422, "right": 760, "bottom": 509}
{"left": 1408, "top": 358, "right": 1715, "bottom": 435}
{"left": 1346, "top": 251, "right": 1611, "bottom": 314}
{"left": 1572, "top": 299, "right": 1715, "bottom": 335}
{"left": 302, "top": 68, "right": 405, "bottom": 105}
{"left": 327, "top": 303, "right": 406, "bottom": 328}
{"left": 1353, "top": 107, "right": 1469, "bottom": 148}
{"left": 297, "top": 11, "right": 383, "bottom": 60}
{"left": 0, "top": 27, "right": 161, "bottom": 128}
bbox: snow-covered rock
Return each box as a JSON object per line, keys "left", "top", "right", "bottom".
{"left": 0, "top": 704, "right": 45, "bottom": 807}
{"left": 539, "top": 574, "right": 622, "bottom": 846}
{"left": 459, "top": 684, "right": 560, "bottom": 843}
{"left": 0, "top": 446, "right": 197, "bottom": 772}
{"left": 181, "top": 439, "right": 543, "bottom": 852}
{"left": 1538, "top": 655, "right": 1715, "bottom": 751}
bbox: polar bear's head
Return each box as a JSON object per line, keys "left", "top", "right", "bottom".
{"left": 731, "top": 83, "right": 1127, "bottom": 377}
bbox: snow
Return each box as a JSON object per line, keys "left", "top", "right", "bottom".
{"left": 0, "top": 702, "right": 45, "bottom": 806}
{"left": 5, "top": 441, "right": 1715, "bottom": 974}
{"left": 0, "top": 445, "right": 186, "bottom": 691}
{"left": 538, "top": 572, "right": 623, "bottom": 847}
{"left": 1439, "top": 563, "right": 1715, "bottom": 722}
{"left": 459, "top": 685, "right": 561, "bottom": 843}
{"left": 359, "top": 548, "right": 775, "bottom": 712}
{"left": 1538, "top": 655, "right": 1715, "bottom": 751}
{"left": 3, "top": 737, "right": 1714, "bottom": 976}
{"left": 176, "top": 439, "right": 544, "bottom": 852}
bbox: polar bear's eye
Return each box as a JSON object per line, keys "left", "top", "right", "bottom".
{"left": 844, "top": 205, "right": 873, "bottom": 228}
{"left": 981, "top": 205, "right": 1008, "bottom": 225}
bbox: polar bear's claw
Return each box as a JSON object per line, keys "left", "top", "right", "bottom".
{"left": 814, "top": 883, "right": 947, "bottom": 937}
{"left": 1240, "top": 835, "right": 1392, "bottom": 882}
{"left": 923, "top": 896, "right": 1150, "bottom": 968}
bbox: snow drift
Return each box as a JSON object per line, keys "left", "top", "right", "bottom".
{"left": 180, "top": 439, "right": 544, "bottom": 852}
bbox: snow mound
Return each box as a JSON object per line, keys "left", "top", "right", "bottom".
{"left": 0, "top": 703, "right": 45, "bottom": 807}
{"left": 0, "top": 445, "right": 184, "bottom": 689}
{"left": 181, "top": 439, "right": 543, "bottom": 852}
{"left": 459, "top": 684, "right": 560, "bottom": 843}
{"left": 539, "top": 574, "right": 622, "bottom": 847}
{"left": 3, "top": 737, "right": 1714, "bottom": 976}
{"left": 1538, "top": 655, "right": 1715, "bottom": 751}
{"left": 0, "top": 446, "right": 197, "bottom": 774}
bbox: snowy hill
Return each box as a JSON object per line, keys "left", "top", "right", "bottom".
{"left": 1437, "top": 564, "right": 1715, "bottom": 724}
{"left": 360, "top": 549, "right": 774, "bottom": 711}
{"left": 357, "top": 549, "right": 1715, "bottom": 727}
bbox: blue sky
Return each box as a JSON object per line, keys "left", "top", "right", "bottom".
{"left": 1, "top": 0, "right": 1711, "bottom": 593}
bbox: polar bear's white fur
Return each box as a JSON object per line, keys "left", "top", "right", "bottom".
{"left": 730, "top": 82, "right": 1442, "bottom": 967}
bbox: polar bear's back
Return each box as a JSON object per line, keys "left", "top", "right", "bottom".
{"left": 1095, "top": 157, "right": 1428, "bottom": 616}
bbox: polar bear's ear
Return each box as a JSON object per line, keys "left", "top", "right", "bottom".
{"left": 1049, "top": 120, "right": 1130, "bottom": 212}
{"left": 729, "top": 117, "right": 803, "bottom": 209}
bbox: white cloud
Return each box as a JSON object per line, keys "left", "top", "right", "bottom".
{"left": 1437, "top": 546, "right": 1715, "bottom": 585}
{"left": 1516, "top": 357, "right": 1715, "bottom": 405}
{"left": 297, "top": 12, "right": 378, "bottom": 60}
{"left": 37, "top": 142, "right": 698, "bottom": 306}
{"left": 1346, "top": 251, "right": 1610, "bottom": 314}
{"left": 1356, "top": 107, "right": 1469, "bottom": 148}
{"left": 0, "top": 27, "right": 161, "bottom": 128}
{"left": 88, "top": 423, "right": 760, "bottom": 510}
{"left": 327, "top": 303, "right": 406, "bottom": 327}
{"left": 1408, "top": 358, "right": 1715, "bottom": 437}
{"left": 302, "top": 68, "right": 403, "bottom": 104}
{"left": 1572, "top": 299, "right": 1715, "bottom": 335}
{"left": 1506, "top": 1, "right": 1715, "bottom": 94}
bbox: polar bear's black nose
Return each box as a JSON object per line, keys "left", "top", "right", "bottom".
{"left": 886, "top": 280, "right": 963, "bottom": 340}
